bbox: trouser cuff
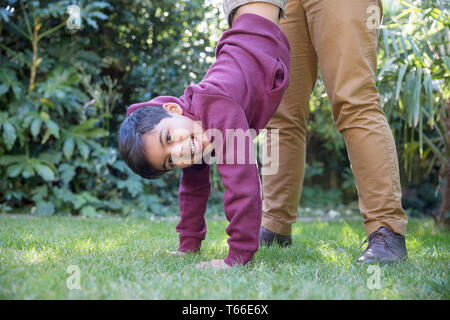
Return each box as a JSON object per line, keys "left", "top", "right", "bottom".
{"left": 261, "top": 214, "right": 292, "bottom": 236}
{"left": 364, "top": 219, "right": 407, "bottom": 237}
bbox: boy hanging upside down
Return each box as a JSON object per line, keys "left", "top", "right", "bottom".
{"left": 118, "top": 1, "right": 290, "bottom": 269}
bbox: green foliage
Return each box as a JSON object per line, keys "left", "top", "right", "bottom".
{"left": 0, "top": 0, "right": 447, "bottom": 217}
{"left": 0, "top": 0, "right": 225, "bottom": 216}
{"left": 402, "top": 182, "right": 441, "bottom": 217}
{"left": 377, "top": 0, "right": 449, "bottom": 184}
{"left": 303, "top": 0, "right": 448, "bottom": 213}
{"left": 300, "top": 186, "right": 344, "bottom": 210}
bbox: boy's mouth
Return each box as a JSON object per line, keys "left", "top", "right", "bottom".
{"left": 190, "top": 135, "right": 207, "bottom": 164}
{"left": 190, "top": 135, "right": 202, "bottom": 158}
{"left": 190, "top": 136, "right": 196, "bottom": 158}
{"left": 188, "top": 134, "right": 214, "bottom": 165}
{"left": 176, "top": 136, "right": 199, "bottom": 165}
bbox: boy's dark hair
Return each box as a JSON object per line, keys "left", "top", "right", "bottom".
{"left": 118, "top": 106, "right": 172, "bottom": 179}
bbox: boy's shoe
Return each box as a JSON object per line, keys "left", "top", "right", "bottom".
{"left": 357, "top": 227, "right": 407, "bottom": 264}
{"left": 259, "top": 227, "right": 292, "bottom": 247}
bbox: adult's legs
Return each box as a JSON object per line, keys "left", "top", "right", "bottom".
{"left": 261, "top": 0, "right": 318, "bottom": 236}
{"left": 303, "top": 0, "right": 407, "bottom": 236}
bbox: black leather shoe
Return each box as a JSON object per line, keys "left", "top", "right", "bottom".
{"left": 357, "top": 227, "right": 407, "bottom": 264}
{"left": 259, "top": 227, "right": 292, "bottom": 247}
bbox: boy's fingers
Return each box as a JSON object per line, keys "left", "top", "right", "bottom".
{"left": 196, "top": 259, "right": 232, "bottom": 270}
{"left": 164, "top": 250, "right": 186, "bottom": 255}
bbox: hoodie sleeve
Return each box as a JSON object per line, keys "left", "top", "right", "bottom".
{"left": 190, "top": 93, "right": 261, "bottom": 266}
{"left": 176, "top": 162, "right": 211, "bottom": 253}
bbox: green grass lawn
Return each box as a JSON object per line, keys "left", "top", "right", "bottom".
{"left": 0, "top": 214, "right": 448, "bottom": 299}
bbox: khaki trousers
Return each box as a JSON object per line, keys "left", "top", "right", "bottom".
{"left": 261, "top": 0, "right": 408, "bottom": 237}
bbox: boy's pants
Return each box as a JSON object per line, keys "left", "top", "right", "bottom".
{"left": 224, "top": 0, "right": 408, "bottom": 237}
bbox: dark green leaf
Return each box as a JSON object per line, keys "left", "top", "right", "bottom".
{"left": 34, "top": 163, "right": 55, "bottom": 182}
{"left": 412, "top": 68, "right": 422, "bottom": 127}
{"left": 424, "top": 72, "right": 434, "bottom": 127}
{"left": 31, "top": 185, "right": 48, "bottom": 202}
{"left": 72, "top": 195, "right": 86, "bottom": 210}
{"left": 63, "top": 137, "right": 75, "bottom": 159}
{"left": 2, "top": 122, "right": 16, "bottom": 150}
{"left": 30, "top": 118, "right": 42, "bottom": 138}
{"left": 7, "top": 164, "right": 23, "bottom": 178}
{"left": 0, "top": 155, "right": 27, "bottom": 166}
{"left": 0, "top": 84, "right": 9, "bottom": 95}
{"left": 80, "top": 205, "right": 97, "bottom": 217}
{"left": 395, "top": 64, "right": 408, "bottom": 102}
{"left": 35, "top": 201, "right": 55, "bottom": 216}
{"left": 59, "top": 164, "right": 76, "bottom": 184}
{"left": 45, "top": 120, "right": 60, "bottom": 138}
{"left": 22, "top": 165, "right": 35, "bottom": 179}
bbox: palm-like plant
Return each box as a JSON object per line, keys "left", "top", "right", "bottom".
{"left": 377, "top": 0, "right": 449, "bottom": 226}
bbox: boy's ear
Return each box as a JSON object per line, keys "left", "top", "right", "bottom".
{"left": 162, "top": 103, "right": 183, "bottom": 115}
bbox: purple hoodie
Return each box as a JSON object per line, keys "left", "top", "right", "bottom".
{"left": 126, "top": 13, "right": 290, "bottom": 265}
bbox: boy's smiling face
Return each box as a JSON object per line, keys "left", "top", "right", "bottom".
{"left": 142, "top": 103, "right": 212, "bottom": 171}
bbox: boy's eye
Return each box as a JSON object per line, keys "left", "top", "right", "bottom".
{"left": 167, "top": 131, "right": 171, "bottom": 143}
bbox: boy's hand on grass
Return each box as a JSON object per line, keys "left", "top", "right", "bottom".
{"left": 164, "top": 250, "right": 186, "bottom": 256}
{"left": 196, "top": 259, "right": 232, "bottom": 270}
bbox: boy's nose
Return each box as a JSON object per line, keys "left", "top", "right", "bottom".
{"left": 171, "top": 143, "right": 183, "bottom": 157}
{"left": 178, "top": 144, "right": 184, "bottom": 157}
{"left": 171, "top": 139, "right": 190, "bottom": 163}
